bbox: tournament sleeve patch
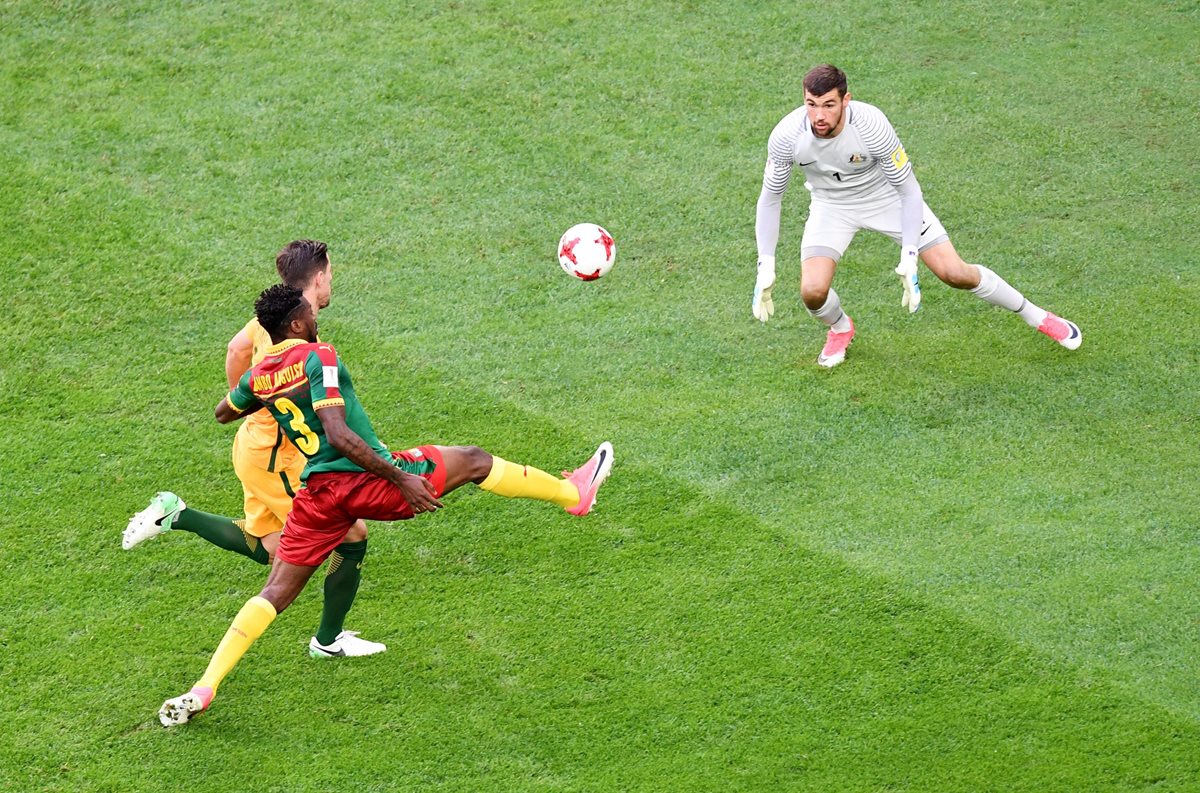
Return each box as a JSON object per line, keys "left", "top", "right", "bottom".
{"left": 322, "top": 365, "right": 339, "bottom": 389}
{"left": 890, "top": 145, "right": 909, "bottom": 169}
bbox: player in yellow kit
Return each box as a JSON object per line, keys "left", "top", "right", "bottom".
{"left": 123, "top": 240, "right": 382, "bottom": 658}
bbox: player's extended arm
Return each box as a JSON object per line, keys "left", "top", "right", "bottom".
{"left": 894, "top": 173, "right": 924, "bottom": 313}
{"left": 225, "top": 329, "right": 254, "bottom": 389}
{"left": 315, "top": 404, "right": 443, "bottom": 514}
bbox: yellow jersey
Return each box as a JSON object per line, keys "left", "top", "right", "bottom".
{"left": 234, "top": 317, "right": 301, "bottom": 472}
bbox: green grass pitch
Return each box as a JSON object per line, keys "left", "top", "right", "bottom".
{"left": 2, "top": 1, "right": 1199, "bottom": 790}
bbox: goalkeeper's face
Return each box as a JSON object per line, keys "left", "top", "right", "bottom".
{"left": 805, "top": 88, "right": 849, "bottom": 138}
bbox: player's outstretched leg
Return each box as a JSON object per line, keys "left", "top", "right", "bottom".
{"left": 437, "top": 442, "right": 614, "bottom": 516}
{"left": 922, "top": 243, "right": 1083, "bottom": 351}
{"left": 123, "top": 492, "right": 271, "bottom": 563}
{"left": 123, "top": 492, "right": 186, "bottom": 549}
{"left": 969, "top": 265, "right": 1082, "bottom": 350}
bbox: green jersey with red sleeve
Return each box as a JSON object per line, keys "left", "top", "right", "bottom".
{"left": 226, "top": 338, "right": 389, "bottom": 479}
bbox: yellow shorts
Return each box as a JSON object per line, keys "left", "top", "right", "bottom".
{"left": 231, "top": 428, "right": 305, "bottom": 538}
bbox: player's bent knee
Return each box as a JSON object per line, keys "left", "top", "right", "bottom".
{"left": 259, "top": 585, "right": 297, "bottom": 614}
{"left": 259, "top": 561, "right": 320, "bottom": 613}
{"left": 939, "top": 265, "right": 980, "bottom": 290}
{"left": 344, "top": 521, "right": 368, "bottom": 542}
{"left": 463, "top": 446, "right": 493, "bottom": 480}
{"left": 260, "top": 531, "right": 281, "bottom": 558}
{"left": 800, "top": 285, "right": 829, "bottom": 310}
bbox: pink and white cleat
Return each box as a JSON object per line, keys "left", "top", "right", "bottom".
{"left": 817, "top": 318, "right": 856, "bottom": 368}
{"left": 1037, "top": 313, "right": 1082, "bottom": 350}
{"left": 158, "top": 685, "right": 214, "bottom": 727}
{"left": 563, "top": 442, "right": 614, "bottom": 516}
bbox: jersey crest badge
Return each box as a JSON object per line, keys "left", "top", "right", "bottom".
{"left": 848, "top": 153, "right": 866, "bottom": 164}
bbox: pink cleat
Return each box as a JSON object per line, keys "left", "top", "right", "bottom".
{"left": 158, "top": 685, "right": 214, "bottom": 727}
{"left": 817, "top": 318, "right": 856, "bottom": 368}
{"left": 1037, "top": 313, "right": 1082, "bottom": 350}
{"left": 563, "top": 442, "right": 614, "bottom": 516}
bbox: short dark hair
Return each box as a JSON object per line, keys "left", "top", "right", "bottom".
{"left": 803, "top": 64, "right": 848, "bottom": 98}
{"left": 275, "top": 239, "right": 329, "bottom": 288}
{"left": 255, "top": 283, "right": 306, "bottom": 338}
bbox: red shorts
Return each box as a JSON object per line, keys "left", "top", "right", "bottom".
{"left": 277, "top": 445, "right": 446, "bottom": 567}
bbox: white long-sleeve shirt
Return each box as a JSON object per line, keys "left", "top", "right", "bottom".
{"left": 756, "top": 100, "right": 923, "bottom": 257}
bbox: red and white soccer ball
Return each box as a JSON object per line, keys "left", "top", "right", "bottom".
{"left": 557, "top": 223, "right": 616, "bottom": 281}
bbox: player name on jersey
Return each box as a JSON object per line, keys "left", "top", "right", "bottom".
{"left": 252, "top": 361, "right": 306, "bottom": 396}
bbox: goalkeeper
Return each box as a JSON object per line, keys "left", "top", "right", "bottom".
{"left": 751, "top": 64, "right": 1081, "bottom": 367}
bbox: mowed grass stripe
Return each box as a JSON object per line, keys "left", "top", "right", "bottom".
{"left": 3, "top": 390, "right": 1198, "bottom": 792}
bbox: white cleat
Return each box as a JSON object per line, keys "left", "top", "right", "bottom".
{"left": 158, "top": 686, "right": 213, "bottom": 727}
{"left": 308, "top": 630, "right": 387, "bottom": 659}
{"left": 123, "top": 491, "right": 185, "bottom": 550}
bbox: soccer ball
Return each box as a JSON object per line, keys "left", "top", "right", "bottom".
{"left": 557, "top": 223, "right": 616, "bottom": 281}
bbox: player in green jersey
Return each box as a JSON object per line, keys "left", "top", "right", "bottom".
{"left": 123, "top": 240, "right": 382, "bottom": 659}
{"left": 159, "top": 283, "right": 614, "bottom": 726}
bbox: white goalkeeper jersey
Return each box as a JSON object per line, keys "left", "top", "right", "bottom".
{"left": 762, "top": 100, "right": 912, "bottom": 207}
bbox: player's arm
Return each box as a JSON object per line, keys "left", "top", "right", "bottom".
{"left": 752, "top": 132, "right": 795, "bottom": 322}
{"left": 891, "top": 171, "right": 924, "bottom": 313}
{"left": 755, "top": 142, "right": 793, "bottom": 260}
{"left": 316, "top": 404, "right": 442, "bottom": 514}
{"left": 225, "top": 328, "right": 255, "bottom": 389}
{"left": 215, "top": 370, "right": 262, "bottom": 424}
{"left": 894, "top": 171, "right": 923, "bottom": 251}
{"left": 305, "top": 346, "right": 441, "bottom": 513}
{"left": 862, "top": 106, "right": 923, "bottom": 312}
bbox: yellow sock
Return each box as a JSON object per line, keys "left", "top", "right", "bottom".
{"left": 479, "top": 456, "right": 579, "bottom": 508}
{"left": 196, "top": 595, "right": 277, "bottom": 693}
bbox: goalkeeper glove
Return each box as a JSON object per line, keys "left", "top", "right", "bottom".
{"left": 752, "top": 256, "right": 776, "bottom": 323}
{"left": 894, "top": 246, "right": 921, "bottom": 313}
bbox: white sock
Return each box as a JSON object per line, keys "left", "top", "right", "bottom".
{"left": 808, "top": 289, "right": 852, "bottom": 333}
{"left": 970, "top": 265, "right": 1046, "bottom": 328}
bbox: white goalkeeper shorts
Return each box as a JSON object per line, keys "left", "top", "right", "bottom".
{"left": 800, "top": 198, "right": 949, "bottom": 263}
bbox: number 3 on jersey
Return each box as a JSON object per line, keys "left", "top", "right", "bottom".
{"left": 275, "top": 397, "right": 319, "bottom": 455}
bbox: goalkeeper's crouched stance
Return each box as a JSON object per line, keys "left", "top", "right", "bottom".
{"left": 751, "top": 64, "right": 1081, "bottom": 368}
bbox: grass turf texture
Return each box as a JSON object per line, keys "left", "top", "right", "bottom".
{"left": 3, "top": 0, "right": 1199, "bottom": 790}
